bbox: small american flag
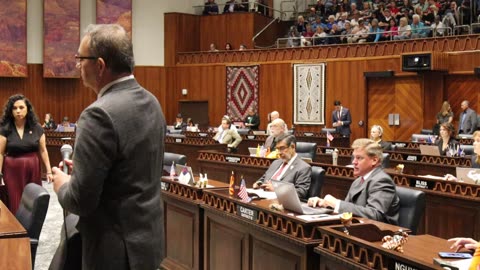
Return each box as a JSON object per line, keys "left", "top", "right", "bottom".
{"left": 326, "top": 131, "right": 334, "bottom": 141}
{"left": 238, "top": 178, "right": 251, "bottom": 203}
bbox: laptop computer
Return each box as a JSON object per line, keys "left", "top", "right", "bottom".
{"left": 271, "top": 180, "right": 333, "bottom": 215}
{"left": 419, "top": 145, "right": 441, "bottom": 156}
{"left": 248, "top": 147, "right": 257, "bottom": 156}
{"left": 456, "top": 167, "right": 480, "bottom": 184}
{"left": 252, "top": 130, "right": 266, "bottom": 135}
{"left": 175, "top": 164, "right": 195, "bottom": 185}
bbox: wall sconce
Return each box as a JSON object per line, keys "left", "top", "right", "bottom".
{"left": 182, "top": 89, "right": 188, "bottom": 95}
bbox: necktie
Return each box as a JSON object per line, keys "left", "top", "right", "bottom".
{"left": 360, "top": 177, "right": 365, "bottom": 184}
{"left": 272, "top": 162, "right": 288, "bottom": 180}
{"left": 337, "top": 111, "right": 341, "bottom": 120}
{"left": 270, "top": 138, "right": 277, "bottom": 151}
{"left": 460, "top": 112, "right": 466, "bottom": 131}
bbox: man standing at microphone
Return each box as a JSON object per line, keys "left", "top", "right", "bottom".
{"left": 52, "top": 24, "right": 165, "bottom": 270}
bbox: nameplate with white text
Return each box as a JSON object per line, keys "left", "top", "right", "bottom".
{"left": 236, "top": 205, "right": 258, "bottom": 221}
{"left": 389, "top": 260, "right": 419, "bottom": 270}
{"left": 409, "top": 179, "right": 433, "bottom": 190}
{"left": 247, "top": 135, "right": 255, "bottom": 139}
{"left": 160, "top": 181, "right": 170, "bottom": 191}
{"left": 175, "top": 138, "right": 183, "bottom": 143}
{"left": 226, "top": 156, "right": 241, "bottom": 163}
{"left": 406, "top": 155, "right": 417, "bottom": 161}
{"left": 325, "top": 148, "right": 334, "bottom": 154}
{"left": 304, "top": 132, "right": 314, "bottom": 137}
{"left": 199, "top": 133, "right": 207, "bottom": 137}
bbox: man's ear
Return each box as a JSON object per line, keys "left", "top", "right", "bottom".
{"left": 97, "top": 57, "right": 106, "bottom": 76}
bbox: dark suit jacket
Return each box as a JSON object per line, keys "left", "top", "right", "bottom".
{"left": 378, "top": 140, "right": 392, "bottom": 151}
{"left": 264, "top": 135, "right": 276, "bottom": 151}
{"left": 437, "top": 137, "right": 459, "bottom": 156}
{"left": 338, "top": 167, "right": 400, "bottom": 225}
{"left": 332, "top": 107, "right": 352, "bottom": 136}
{"left": 258, "top": 156, "right": 311, "bottom": 199}
{"left": 458, "top": 108, "right": 478, "bottom": 134}
{"left": 57, "top": 78, "right": 165, "bottom": 270}
{"left": 244, "top": 114, "right": 260, "bottom": 130}
{"left": 473, "top": 155, "right": 480, "bottom": 168}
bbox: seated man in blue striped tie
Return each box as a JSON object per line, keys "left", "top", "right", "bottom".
{"left": 307, "top": 138, "right": 400, "bottom": 224}
{"left": 253, "top": 134, "right": 311, "bottom": 200}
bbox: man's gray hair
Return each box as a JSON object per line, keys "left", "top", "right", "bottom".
{"left": 352, "top": 138, "right": 384, "bottom": 162}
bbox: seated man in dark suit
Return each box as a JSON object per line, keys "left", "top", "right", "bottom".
{"left": 253, "top": 134, "right": 311, "bottom": 200}
{"left": 307, "top": 138, "right": 400, "bottom": 224}
{"left": 173, "top": 113, "right": 187, "bottom": 130}
{"left": 244, "top": 107, "right": 260, "bottom": 130}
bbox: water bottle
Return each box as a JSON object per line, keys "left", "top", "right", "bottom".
{"left": 332, "top": 149, "right": 339, "bottom": 166}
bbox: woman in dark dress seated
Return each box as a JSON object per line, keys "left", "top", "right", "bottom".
{"left": 473, "top": 131, "right": 480, "bottom": 168}
{"left": 436, "top": 122, "right": 458, "bottom": 156}
{"left": 0, "top": 94, "right": 53, "bottom": 212}
{"left": 370, "top": 125, "right": 392, "bottom": 150}
{"left": 42, "top": 113, "right": 56, "bottom": 130}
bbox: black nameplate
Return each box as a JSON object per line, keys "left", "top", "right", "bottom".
{"left": 409, "top": 179, "right": 434, "bottom": 190}
{"left": 247, "top": 135, "right": 255, "bottom": 139}
{"left": 226, "top": 156, "right": 241, "bottom": 163}
{"left": 236, "top": 205, "right": 258, "bottom": 221}
{"left": 389, "top": 260, "right": 419, "bottom": 270}
{"left": 160, "top": 181, "right": 170, "bottom": 191}
{"left": 175, "top": 138, "right": 183, "bottom": 143}
{"left": 304, "top": 132, "right": 314, "bottom": 137}
{"left": 325, "top": 148, "right": 334, "bottom": 154}
{"left": 199, "top": 133, "right": 207, "bottom": 137}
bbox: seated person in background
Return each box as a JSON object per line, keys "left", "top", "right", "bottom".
{"left": 448, "top": 237, "right": 479, "bottom": 252}
{"left": 370, "top": 125, "right": 392, "bottom": 150}
{"left": 42, "top": 113, "right": 56, "bottom": 130}
{"left": 437, "top": 122, "right": 458, "bottom": 156}
{"left": 203, "top": 0, "right": 219, "bottom": 15}
{"left": 253, "top": 134, "right": 311, "bottom": 200}
{"left": 223, "top": 0, "right": 239, "bottom": 13}
{"left": 307, "top": 138, "right": 400, "bottom": 225}
{"left": 244, "top": 107, "right": 260, "bottom": 130}
{"left": 55, "top": 117, "right": 75, "bottom": 132}
{"left": 216, "top": 115, "right": 237, "bottom": 132}
{"left": 265, "top": 118, "right": 288, "bottom": 151}
{"left": 187, "top": 118, "right": 194, "bottom": 127}
{"left": 213, "top": 116, "right": 242, "bottom": 151}
{"left": 174, "top": 113, "right": 187, "bottom": 130}
{"left": 472, "top": 131, "right": 480, "bottom": 168}
{"left": 239, "top": 44, "right": 247, "bottom": 50}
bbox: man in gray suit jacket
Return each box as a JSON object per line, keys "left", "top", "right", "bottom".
{"left": 308, "top": 138, "right": 400, "bottom": 224}
{"left": 458, "top": 100, "right": 478, "bottom": 134}
{"left": 52, "top": 24, "right": 165, "bottom": 270}
{"left": 253, "top": 134, "right": 311, "bottom": 200}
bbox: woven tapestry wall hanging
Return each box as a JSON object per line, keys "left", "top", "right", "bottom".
{"left": 0, "top": 0, "right": 27, "bottom": 77}
{"left": 97, "top": 0, "right": 132, "bottom": 37}
{"left": 293, "top": 63, "right": 326, "bottom": 125}
{"left": 226, "top": 65, "right": 259, "bottom": 122}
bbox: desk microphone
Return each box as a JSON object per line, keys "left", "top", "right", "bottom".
{"left": 60, "top": 144, "right": 73, "bottom": 174}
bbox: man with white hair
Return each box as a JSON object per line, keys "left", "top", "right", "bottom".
{"left": 265, "top": 118, "right": 288, "bottom": 151}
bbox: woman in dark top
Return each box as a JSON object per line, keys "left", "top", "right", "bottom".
{"left": 434, "top": 101, "right": 453, "bottom": 135}
{"left": 42, "top": 112, "right": 56, "bottom": 130}
{"left": 0, "top": 94, "right": 53, "bottom": 212}
{"left": 473, "top": 131, "right": 480, "bottom": 168}
{"left": 370, "top": 125, "right": 392, "bottom": 150}
{"left": 436, "top": 122, "right": 458, "bottom": 156}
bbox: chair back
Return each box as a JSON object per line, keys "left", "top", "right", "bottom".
{"left": 382, "top": 153, "right": 390, "bottom": 168}
{"left": 296, "top": 142, "right": 317, "bottom": 160}
{"left": 396, "top": 186, "right": 425, "bottom": 234}
{"left": 321, "top": 128, "right": 336, "bottom": 134}
{"left": 163, "top": 152, "right": 187, "bottom": 174}
{"left": 16, "top": 183, "right": 50, "bottom": 240}
{"left": 420, "top": 129, "right": 433, "bottom": 135}
{"left": 308, "top": 166, "right": 325, "bottom": 199}
{"left": 460, "top": 144, "right": 474, "bottom": 155}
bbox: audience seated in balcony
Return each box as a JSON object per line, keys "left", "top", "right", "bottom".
{"left": 394, "top": 17, "right": 412, "bottom": 39}
{"left": 411, "top": 14, "right": 430, "bottom": 37}
{"left": 296, "top": 15, "right": 308, "bottom": 35}
{"left": 287, "top": 26, "right": 301, "bottom": 47}
{"left": 348, "top": 18, "right": 370, "bottom": 43}
{"left": 301, "top": 23, "right": 315, "bottom": 46}
{"left": 313, "top": 25, "right": 328, "bottom": 45}
{"left": 340, "top": 21, "right": 354, "bottom": 43}
{"left": 367, "top": 18, "right": 384, "bottom": 42}
{"left": 203, "top": 0, "right": 219, "bottom": 15}
{"left": 383, "top": 18, "right": 399, "bottom": 40}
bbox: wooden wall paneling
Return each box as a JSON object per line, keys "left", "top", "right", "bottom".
{"left": 422, "top": 72, "right": 446, "bottom": 131}
{"left": 445, "top": 75, "right": 480, "bottom": 131}
{"left": 448, "top": 51, "right": 480, "bottom": 73}
{"left": 324, "top": 60, "right": 368, "bottom": 140}
{"left": 226, "top": 13, "right": 254, "bottom": 50}
{"left": 164, "top": 13, "right": 200, "bottom": 66}
{"left": 394, "top": 76, "right": 423, "bottom": 141}
{"left": 200, "top": 15, "right": 227, "bottom": 51}
{"left": 252, "top": 14, "right": 282, "bottom": 48}
{"left": 134, "top": 66, "right": 167, "bottom": 113}
{"left": 367, "top": 78, "right": 396, "bottom": 141}
{"left": 258, "top": 63, "right": 293, "bottom": 130}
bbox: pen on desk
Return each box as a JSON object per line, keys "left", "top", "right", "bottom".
{"left": 310, "top": 214, "right": 329, "bottom": 219}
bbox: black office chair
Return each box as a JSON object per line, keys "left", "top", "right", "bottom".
{"left": 308, "top": 166, "right": 325, "bottom": 199}
{"left": 296, "top": 142, "right": 317, "bottom": 160}
{"left": 15, "top": 183, "right": 50, "bottom": 268}
{"left": 163, "top": 152, "right": 187, "bottom": 174}
{"left": 396, "top": 186, "right": 425, "bottom": 234}
{"left": 382, "top": 153, "right": 390, "bottom": 169}
{"left": 420, "top": 129, "right": 433, "bottom": 135}
{"left": 236, "top": 128, "right": 250, "bottom": 135}
{"left": 460, "top": 144, "right": 474, "bottom": 155}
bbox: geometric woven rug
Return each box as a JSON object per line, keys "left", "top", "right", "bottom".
{"left": 226, "top": 65, "right": 259, "bottom": 122}
{"left": 293, "top": 63, "right": 326, "bottom": 125}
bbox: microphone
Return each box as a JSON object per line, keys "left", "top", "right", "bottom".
{"left": 60, "top": 144, "right": 73, "bottom": 174}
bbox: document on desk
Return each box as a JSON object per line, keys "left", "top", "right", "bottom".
{"left": 296, "top": 214, "right": 341, "bottom": 222}
{"left": 246, "top": 188, "right": 277, "bottom": 200}
{"left": 417, "top": 175, "right": 446, "bottom": 180}
{"left": 433, "top": 257, "right": 471, "bottom": 270}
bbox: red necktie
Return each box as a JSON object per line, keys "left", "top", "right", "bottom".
{"left": 360, "top": 177, "right": 365, "bottom": 184}
{"left": 272, "top": 162, "right": 288, "bottom": 180}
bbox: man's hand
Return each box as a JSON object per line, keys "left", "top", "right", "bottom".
{"left": 52, "top": 166, "right": 71, "bottom": 193}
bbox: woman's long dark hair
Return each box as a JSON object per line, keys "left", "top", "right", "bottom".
{"left": 0, "top": 94, "right": 38, "bottom": 135}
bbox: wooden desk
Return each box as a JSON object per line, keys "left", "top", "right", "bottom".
{"left": 316, "top": 222, "right": 451, "bottom": 270}
{"left": 165, "top": 137, "right": 227, "bottom": 172}
{"left": 160, "top": 177, "right": 229, "bottom": 270}
{"left": 0, "top": 200, "right": 31, "bottom": 269}
{"left": 201, "top": 188, "right": 355, "bottom": 270}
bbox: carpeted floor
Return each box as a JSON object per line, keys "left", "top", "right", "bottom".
{"left": 35, "top": 181, "right": 62, "bottom": 270}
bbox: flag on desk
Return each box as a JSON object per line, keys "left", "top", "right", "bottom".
{"left": 326, "top": 131, "right": 334, "bottom": 142}
{"left": 169, "top": 162, "right": 176, "bottom": 178}
{"left": 238, "top": 178, "right": 251, "bottom": 203}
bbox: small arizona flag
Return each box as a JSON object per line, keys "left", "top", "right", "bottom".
{"left": 238, "top": 177, "right": 251, "bottom": 203}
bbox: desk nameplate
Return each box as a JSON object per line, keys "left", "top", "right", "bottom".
{"left": 236, "top": 205, "right": 258, "bottom": 221}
